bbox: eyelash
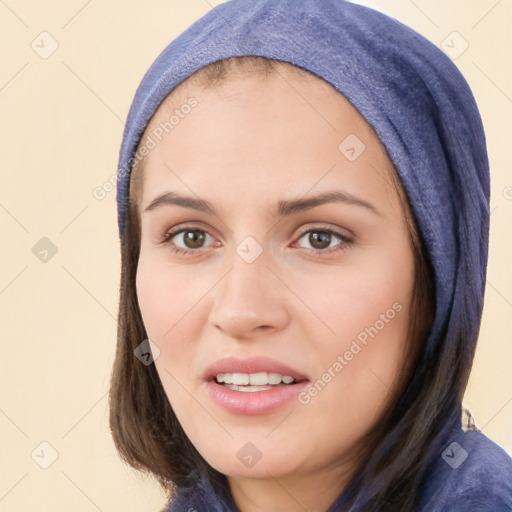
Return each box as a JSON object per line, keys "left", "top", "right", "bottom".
{"left": 158, "top": 224, "right": 353, "bottom": 256}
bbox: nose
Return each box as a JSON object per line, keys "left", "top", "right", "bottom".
{"left": 208, "top": 246, "right": 290, "bottom": 340}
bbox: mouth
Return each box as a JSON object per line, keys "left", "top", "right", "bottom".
{"left": 203, "top": 355, "right": 309, "bottom": 388}
{"left": 202, "top": 356, "right": 310, "bottom": 415}
{"left": 215, "top": 371, "right": 303, "bottom": 392}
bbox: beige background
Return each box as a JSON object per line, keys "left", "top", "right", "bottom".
{"left": 0, "top": 1, "right": 510, "bottom": 511}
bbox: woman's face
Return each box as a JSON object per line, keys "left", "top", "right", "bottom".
{"left": 135, "top": 67, "right": 415, "bottom": 491}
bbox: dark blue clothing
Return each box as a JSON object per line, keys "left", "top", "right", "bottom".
{"left": 417, "top": 427, "right": 512, "bottom": 511}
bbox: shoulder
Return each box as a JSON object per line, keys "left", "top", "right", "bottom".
{"left": 418, "top": 427, "right": 512, "bottom": 512}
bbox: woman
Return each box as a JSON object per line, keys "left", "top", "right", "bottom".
{"left": 109, "top": 1, "right": 512, "bottom": 510}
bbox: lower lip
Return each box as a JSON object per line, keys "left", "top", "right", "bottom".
{"left": 204, "top": 380, "right": 310, "bottom": 415}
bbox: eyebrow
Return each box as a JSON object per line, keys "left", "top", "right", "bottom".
{"left": 143, "top": 190, "right": 381, "bottom": 218}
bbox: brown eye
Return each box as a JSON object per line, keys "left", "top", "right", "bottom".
{"left": 307, "top": 231, "right": 332, "bottom": 250}
{"left": 295, "top": 228, "right": 351, "bottom": 254}
{"left": 181, "top": 229, "right": 207, "bottom": 249}
{"left": 161, "top": 227, "right": 217, "bottom": 254}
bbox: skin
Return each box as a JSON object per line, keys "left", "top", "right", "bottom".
{"left": 135, "top": 66, "right": 415, "bottom": 512}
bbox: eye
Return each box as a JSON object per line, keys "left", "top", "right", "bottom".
{"left": 159, "top": 226, "right": 218, "bottom": 255}
{"left": 159, "top": 224, "right": 353, "bottom": 256}
{"left": 293, "top": 227, "right": 352, "bottom": 254}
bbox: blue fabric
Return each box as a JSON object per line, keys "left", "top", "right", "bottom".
{"left": 115, "top": 0, "right": 512, "bottom": 510}
{"left": 164, "top": 425, "right": 512, "bottom": 512}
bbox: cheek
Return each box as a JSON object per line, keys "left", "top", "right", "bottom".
{"left": 135, "top": 255, "right": 217, "bottom": 402}
{"left": 295, "top": 248, "right": 412, "bottom": 346}
{"left": 135, "top": 255, "right": 207, "bottom": 342}
{"left": 306, "top": 262, "right": 413, "bottom": 427}
{"left": 136, "top": 259, "right": 207, "bottom": 415}
{"left": 295, "top": 247, "right": 414, "bottom": 404}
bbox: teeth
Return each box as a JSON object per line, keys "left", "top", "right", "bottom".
{"left": 224, "top": 384, "right": 273, "bottom": 392}
{"left": 249, "top": 372, "right": 268, "bottom": 385}
{"left": 215, "top": 372, "right": 296, "bottom": 386}
{"left": 268, "top": 373, "right": 282, "bottom": 385}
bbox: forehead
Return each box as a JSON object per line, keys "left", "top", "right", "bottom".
{"left": 136, "top": 67, "right": 398, "bottom": 214}
{"left": 147, "top": 63, "right": 369, "bottom": 137}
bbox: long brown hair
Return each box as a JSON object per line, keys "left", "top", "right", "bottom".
{"left": 109, "top": 56, "right": 443, "bottom": 511}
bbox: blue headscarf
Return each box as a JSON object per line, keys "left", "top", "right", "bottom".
{"left": 115, "top": 1, "right": 512, "bottom": 510}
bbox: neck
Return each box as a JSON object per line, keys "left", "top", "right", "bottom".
{"left": 227, "top": 465, "right": 352, "bottom": 512}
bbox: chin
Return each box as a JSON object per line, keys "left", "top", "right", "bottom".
{"left": 203, "top": 450, "right": 299, "bottom": 480}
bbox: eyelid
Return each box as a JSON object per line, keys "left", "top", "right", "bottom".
{"left": 294, "top": 222, "right": 354, "bottom": 241}
{"left": 159, "top": 221, "right": 219, "bottom": 242}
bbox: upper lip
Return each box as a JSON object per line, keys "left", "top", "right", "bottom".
{"left": 203, "top": 356, "right": 309, "bottom": 382}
